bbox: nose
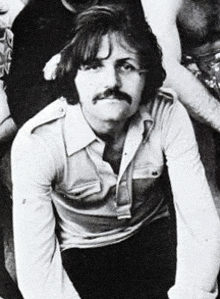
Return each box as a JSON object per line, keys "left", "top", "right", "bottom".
{"left": 103, "top": 66, "right": 121, "bottom": 89}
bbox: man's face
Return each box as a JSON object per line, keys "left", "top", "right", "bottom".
{"left": 75, "top": 34, "right": 146, "bottom": 128}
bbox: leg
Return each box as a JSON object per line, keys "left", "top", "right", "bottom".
{"left": 62, "top": 217, "right": 176, "bottom": 299}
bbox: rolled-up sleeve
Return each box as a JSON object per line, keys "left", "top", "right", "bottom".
{"left": 162, "top": 100, "right": 220, "bottom": 299}
{"left": 11, "top": 130, "right": 80, "bottom": 299}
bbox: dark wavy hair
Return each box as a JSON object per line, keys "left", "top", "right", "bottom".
{"left": 55, "top": 4, "right": 166, "bottom": 104}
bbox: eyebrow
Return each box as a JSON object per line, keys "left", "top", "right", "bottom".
{"left": 80, "top": 56, "right": 140, "bottom": 67}
{"left": 116, "top": 57, "right": 140, "bottom": 67}
{"left": 117, "top": 57, "right": 139, "bottom": 63}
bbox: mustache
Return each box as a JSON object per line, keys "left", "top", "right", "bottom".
{"left": 93, "top": 88, "right": 132, "bottom": 104}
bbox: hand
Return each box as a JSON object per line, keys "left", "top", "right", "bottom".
{"left": 43, "top": 53, "right": 61, "bottom": 80}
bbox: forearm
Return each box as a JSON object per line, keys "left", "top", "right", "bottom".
{"left": 164, "top": 61, "right": 220, "bottom": 132}
{"left": 169, "top": 200, "right": 220, "bottom": 299}
{"left": 169, "top": 218, "right": 220, "bottom": 299}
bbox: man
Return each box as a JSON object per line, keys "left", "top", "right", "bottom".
{"left": 5, "top": 0, "right": 220, "bottom": 131}
{"left": 140, "top": 0, "right": 220, "bottom": 213}
{"left": 7, "top": 0, "right": 220, "bottom": 214}
{"left": 5, "top": 0, "right": 144, "bottom": 128}
{"left": 11, "top": 5, "right": 220, "bottom": 299}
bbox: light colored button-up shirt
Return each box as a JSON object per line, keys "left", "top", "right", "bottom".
{"left": 11, "top": 89, "right": 220, "bottom": 299}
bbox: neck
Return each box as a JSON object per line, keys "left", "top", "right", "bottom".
{"left": 95, "top": 120, "right": 130, "bottom": 144}
{"left": 80, "top": 106, "right": 131, "bottom": 141}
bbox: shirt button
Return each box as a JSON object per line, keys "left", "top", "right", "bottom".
{"left": 59, "top": 107, "right": 64, "bottom": 113}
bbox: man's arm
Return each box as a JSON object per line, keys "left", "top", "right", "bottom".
{"left": 141, "top": 0, "right": 220, "bottom": 132}
{"left": 11, "top": 130, "right": 80, "bottom": 299}
{"left": 162, "top": 99, "right": 220, "bottom": 298}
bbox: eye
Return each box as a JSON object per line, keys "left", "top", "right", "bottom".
{"left": 80, "top": 60, "right": 103, "bottom": 72}
{"left": 117, "top": 61, "right": 137, "bottom": 74}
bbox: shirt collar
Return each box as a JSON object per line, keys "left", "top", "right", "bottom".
{"left": 64, "top": 103, "right": 154, "bottom": 157}
{"left": 64, "top": 104, "right": 98, "bottom": 156}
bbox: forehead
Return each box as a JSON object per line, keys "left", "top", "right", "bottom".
{"left": 96, "top": 34, "right": 139, "bottom": 62}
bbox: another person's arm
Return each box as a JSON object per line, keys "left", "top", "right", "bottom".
{"left": 0, "top": 81, "right": 17, "bottom": 142}
{"left": 162, "top": 98, "right": 220, "bottom": 298}
{"left": 11, "top": 130, "right": 80, "bottom": 299}
{"left": 141, "top": 0, "right": 220, "bottom": 132}
{"left": 0, "top": 0, "right": 22, "bottom": 141}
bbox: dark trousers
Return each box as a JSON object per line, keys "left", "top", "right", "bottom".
{"left": 62, "top": 217, "right": 177, "bottom": 299}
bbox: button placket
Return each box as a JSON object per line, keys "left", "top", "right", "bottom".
{"left": 116, "top": 173, "right": 132, "bottom": 219}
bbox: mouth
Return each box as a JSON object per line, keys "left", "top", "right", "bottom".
{"left": 98, "top": 96, "right": 122, "bottom": 100}
{"left": 93, "top": 97, "right": 130, "bottom": 104}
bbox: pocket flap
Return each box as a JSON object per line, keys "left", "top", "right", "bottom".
{"left": 66, "top": 181, "right": 101, "bottom": 200}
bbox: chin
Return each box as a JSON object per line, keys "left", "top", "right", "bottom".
{"left": 98, "top": 106, "right": 132, "bottom": 122}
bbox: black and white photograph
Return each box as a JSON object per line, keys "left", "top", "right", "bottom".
{"left": 1, "top": 0, "right": 220, "bottom": 298}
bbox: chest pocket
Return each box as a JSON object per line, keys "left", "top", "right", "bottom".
{"left": 133, "top": 164, "right": 164, "bottom": 180}
{"left": 57, "top": 149, "right": 102, "bottom": 203}
{"left": 65, "top": 181, "right": 101, "bottom": 201}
